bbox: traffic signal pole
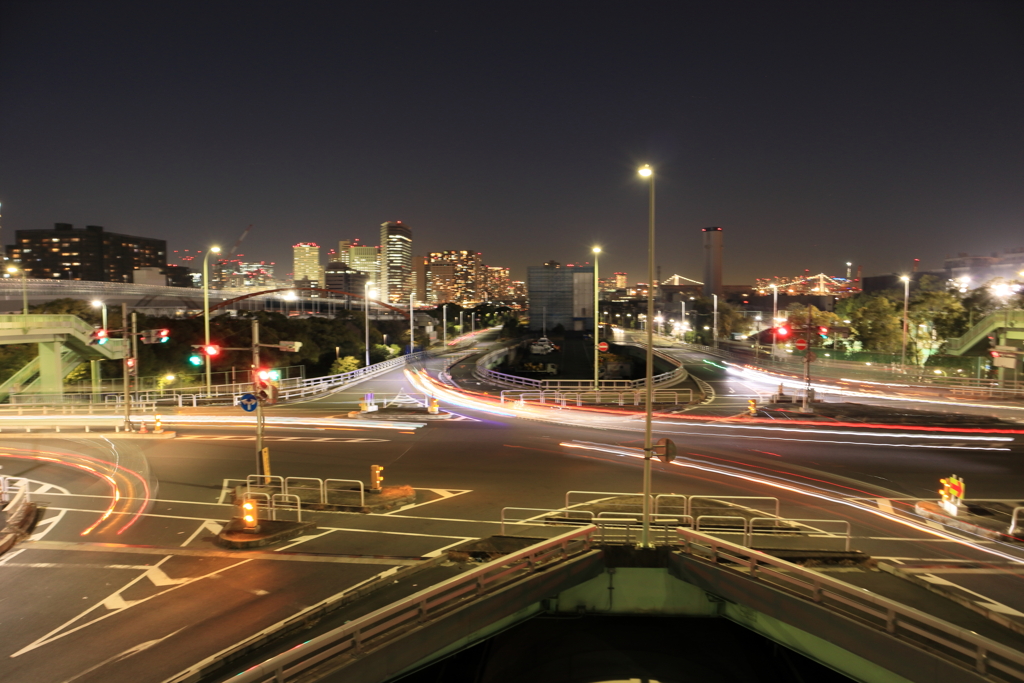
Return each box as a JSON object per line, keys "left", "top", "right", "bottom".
{"left": 122, "top": 303, "right": 131, "bottom": 431}
{"left": 801, "top": 306, "right": 813, "bottom": 414}
{"left": 252, "top": 318, "right": 267, "bottom": 481}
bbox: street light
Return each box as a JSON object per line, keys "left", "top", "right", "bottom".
{"left": 771, "top": 284, "right": 779, "bottom": 359}
{"left": 638, "top": 163, "right": 655, "bottom": 548}
{"left": 592, "top": 246, "right": 601, "bottom": 388}
{"left": 202, "top": 245, "right": 222, "bottom": 394}
{"left": 91, "top": 300, "right": 107, "bottom": 329}
{"left": 7, "top": 266, "right": 28, "bottom": 321}
{"left": 900, "top": 275, "right": 910, "bottom": 369}
{"left": 364, "top": 281, "right": 375, "bottom": 367}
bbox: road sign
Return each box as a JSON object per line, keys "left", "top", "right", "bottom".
{"left": 239, "top": 393, "right": 259, "bottom": 412}
{"left": 656, "top": 437, "right": 677, "bottom": 464}
{"left": 794, "top": 338, "right": 808, "bottom": 351}
{"left": 598, "top": 341, "right": 609, "bottom": 352}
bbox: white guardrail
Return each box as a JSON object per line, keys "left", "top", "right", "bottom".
{"left": 676, "top": 528, "right": 1024, "bottom": 681}
{"left": 475, "top": 342, "right": 688, "bottom": 391}
{"left": 219, "top": 526, "right": 596, "bottom": 683}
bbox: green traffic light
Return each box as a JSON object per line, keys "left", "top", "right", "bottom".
{"left": 188, "top": 355, "right": 202, "bottom": 366}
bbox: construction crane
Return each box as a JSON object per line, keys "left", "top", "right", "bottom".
{"left": 226, "top": 224, "right": 253, "bottom": 260}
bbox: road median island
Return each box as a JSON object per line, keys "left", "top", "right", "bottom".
{"left": 914, "top": 499, "right": 1024, "bottom": 542}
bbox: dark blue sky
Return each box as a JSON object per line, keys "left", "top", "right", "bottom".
{"left": 1, "top": 1, "right": 1021, "bottom": 284}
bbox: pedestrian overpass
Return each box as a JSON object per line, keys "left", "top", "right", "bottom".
{"left": 0, "top": 315, "right": 126, "bottom": 402}
{"left": 945, "top": 310, "right": 1024, "bottom": 356}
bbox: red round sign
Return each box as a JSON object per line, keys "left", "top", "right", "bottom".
{"left": 795, "top": 338, "right": 808, "bottom": 351}
{"left": 598, "top": 341, "right": 609, "bottom": 352}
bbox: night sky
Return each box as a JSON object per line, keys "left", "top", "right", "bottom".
{"left": 1, "top": 1, "right": 1021, "bottom": 285}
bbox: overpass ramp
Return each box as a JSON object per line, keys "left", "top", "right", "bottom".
{"left": 0, "top": 314, "right": 126, "bottom": 400}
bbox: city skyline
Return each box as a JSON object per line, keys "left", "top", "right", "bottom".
{"left": 2, "top": 2, "right": 1021, "bottom": 285}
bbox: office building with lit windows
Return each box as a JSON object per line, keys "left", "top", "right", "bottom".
{"left": 292, "top": 242, "right": 322, "bottom": 287}
{"left": 427, "top": 250, "right": 481, "bottom": 305}
{"left": 380, "top": 221, "right": 412, "bottom": 304}
{"left": 8, "top": 223, "right": 165, "bottom": 283}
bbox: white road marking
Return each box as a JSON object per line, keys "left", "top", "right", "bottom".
{"left": 58, "top": 626, "right": 187, "bottom": 683}
{"left": 11, "top": 556, "right": 250, "bottom": 656}
{"left": 875, "top": 498, "right": 895, "bottom": 514}
{"left": 382, "top": 489, "right": 472, "bottom": 515}
{"left": 921, "top": 573, "right": 1024, "bottom": 617}
{"left": 180, "top": 520, "right": 224, "bottom": 547}
{"left": 29, "top": 508, "right": 67, "bottom": 541}
{"left": 423, "top": 539, "right": 474, "bottom": 558}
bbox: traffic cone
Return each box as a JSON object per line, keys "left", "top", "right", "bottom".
{"left": 138, "top": 420, "right": 148, "bottom": 434}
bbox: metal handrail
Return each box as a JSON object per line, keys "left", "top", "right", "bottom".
{"left": 676, "top": 527, "right": 1024, "bottom": 680}
{"left": 226, "top": 526, "right": 596, "bottom": 683}
{"left": 687, "top": 495, "right": 780, "bottom": 519}
{"left": 565, "top": 490, "right": 649, "bottom": 509}
{"left": 324, "top": 478, "right": 365, "bottom": 508}
{"left": 500, "top": 507, "right": 595, "bottom": 535}
{"left": 747, "top": 517, "right": 852, "bottom": 551}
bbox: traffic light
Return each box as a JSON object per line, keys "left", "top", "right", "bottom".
{"left": 90, "top": 328, "right": 109, "bottom": 345}
{"left": 775, "top": 326, "right": 789, "bottom": 338}
{"left": 141, "top": 329, "right": 170, "bottom": 344}
{"left": 370, "top": 465, "right": 384, "bottom": 492}
{"left": 203, "top": 345, "right": 220, "bottom": 356}
{"left": 188, "top": 354, "right": 203, "bottom": 366}
{"left": 818, "top": 326, "right": 828, "bottom": 338}
{"left": 238, "top": 498, "right": 259, "bottom": 531}
{"left": 125, "top": 357, "right": 137, "bottom": 376}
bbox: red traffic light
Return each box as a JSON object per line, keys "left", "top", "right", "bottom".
{"left": 991, "top": 350, "right": 1001, "bottom": 358}
{"left": 203, "top": 345, "right": 220, "bottom": 356}
{"left": 775, "top": 326, "right": 789, "bottom": 337}
{"left": 257, "top": 369, "right": 271, "bottom": 381}
{"left": 819, "top": 326, "right": 828, "bottom": 334}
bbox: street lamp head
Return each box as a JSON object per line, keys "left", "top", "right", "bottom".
{"left": 638, "top": 165, "right": 653, "bottom": 178}
{"left": 211, "top": 246, "right": 221, "bottom": 254}
{"left": 91, "top": 300, "right": 103, "bottom": 308}
{"left": 592, "top": 246, "right": 601, "bottom": 254}
{"left": 900, "top": 275, "right": 910, "bottom": 282}
{"left": 6, "top": 266, "right": 18, "bottom": 274}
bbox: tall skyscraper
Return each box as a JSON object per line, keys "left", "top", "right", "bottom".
{"left": 293, "top": 242, "right": 321, "bottom": 286}
{"left": 427, "top": 250, "right": 482, "bottom": 305}
{"left": 380, "top": 221, "right": 412, "bottom": 304}
{"left": 483, "top": 265, "right": 510, "bottom": 301}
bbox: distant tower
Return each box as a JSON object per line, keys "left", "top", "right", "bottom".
{"left": 379, "top": 221, "right": 412, "bottom": 304}
{"left": 702, "top": 227, "right": 723, "bottom": 298}
{"left": 292, "top": 243, "right": 321, "bottom": 286}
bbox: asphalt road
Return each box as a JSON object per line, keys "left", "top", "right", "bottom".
{"left": 2, "top": 334, "right": 1024, "bottom": 682}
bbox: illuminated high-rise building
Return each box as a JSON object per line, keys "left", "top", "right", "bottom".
{"left": 380, "top": 221, "right": 412, "bottom": 304}
{"left": 484, "top": 265, "right": 511, "bottom": 301}
{"left": 427, "top": 250, "right": 481, "bottom": 305}
{"left": 292, "top": 242, "right": 321, "bottom": 287}
{"left": 614, "top": 272, "right": 628, "bottom": 289}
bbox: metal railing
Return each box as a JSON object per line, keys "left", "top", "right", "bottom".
{"left": 676, "top": 527, "right": 1024, "bottom": 681}
{"left": 475, "top": 341, "right": 688, "bottom": 391}
{"left": 499, "top": 507, "right": 595, "bottom": 535}
{"left": 225, "top": 526, "right": 597, "bottom": 683}
{"left": 500, "top": 389, "right": 692, "bottom": 407}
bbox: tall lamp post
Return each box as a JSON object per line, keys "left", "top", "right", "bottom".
{"left": 91, "top": 300, "right": 108, "bottom": 329}
{"left": 7, "top": 266, "right": 28, "bottom": 319}
{"left": 638, "top": 163, "right": 655, "bottom": 548}
{"left": 202, "top": 245, "right": 222, "bottom": 394}
{"left": 409, "top": 291, "right": 415, "bottom": 355}
{"left": 592, "top": 246, "right": 601, "bottom": 388}
{"left": 364, "top": 281, "right": 374, "bottom": 366}
{"left": 771, "top": 284, "right": 779, "bottom": 359}
{"left": 900, "top": 275, "right": 910, "bottom": 369}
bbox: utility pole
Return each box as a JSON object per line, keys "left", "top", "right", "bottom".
{"left": 252, "top": 318, "right": 266, "bottom": 479}
{"left": 409, "top": 292, "right": 415, "bottom": 354}
{"left": 131, "top": 312, "right": 138, "bottom": 400}
{"left": 443, "top": 305, "right": 447, "bottom": 346}
{"left": 122, "top": 303, "right": 131, "bottom": 431}
{"left": 801, "top": 305, "right": 813, "bottom": 413}
{"left": 712, "top": 294, "right": 719, "bottom": 349}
